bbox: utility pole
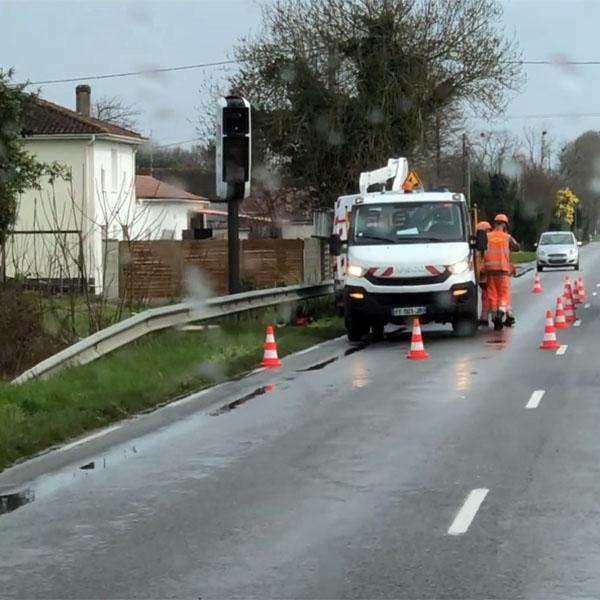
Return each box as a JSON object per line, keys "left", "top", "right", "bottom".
{"left": 435, "top": 110, "right": 441, "bottom": 180}
{"left": 541, "top": 130, "right": 547, "bottom": 169}
{"left": 462, "top": 133, "right": 471, "bottom": 205}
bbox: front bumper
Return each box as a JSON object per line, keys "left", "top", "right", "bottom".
{"left": 538, "top": 255, "right": 578, "bottom": 267}
{"left": 344, "top": 282, "right": 477, "bottom": 324}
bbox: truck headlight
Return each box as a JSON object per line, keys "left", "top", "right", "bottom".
{"left": 448, "top": 258, "right": 470, "bottom": 275}
{"left": 347, "top": 264, "right": 365, "bottom": 277}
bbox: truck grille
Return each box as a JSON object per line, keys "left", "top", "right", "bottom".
{"left": 365, "top": 271, "right": 450, "bottom": 286}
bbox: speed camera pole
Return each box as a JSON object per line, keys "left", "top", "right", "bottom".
{"left": 227, "top": 186, "right": 242, "bottom": 294}
{"left": 216, "top": 96, "right": 251, "bottom": 294}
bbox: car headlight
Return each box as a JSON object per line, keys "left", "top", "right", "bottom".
{"left": 347, "top": 264, "right": 366, "bottom": 277}
{"left": 569, "top": 248, "right": 577, "bottom": 256}
{"left": 448, "top": 258, "right": 470, "bottom": 275}
{"left": 538, "top": 249, "right": 546, "bottom": 257}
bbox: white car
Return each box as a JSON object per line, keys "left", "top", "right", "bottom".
{"left": 536, "top": 231, "right": 581, "bottom": 271}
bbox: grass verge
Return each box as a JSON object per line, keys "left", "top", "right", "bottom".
{"left": 0, "top": 315, "right": 344, "bottom": 473}
{"left": 511, "top": 251, "right": 537, "bottom": 264}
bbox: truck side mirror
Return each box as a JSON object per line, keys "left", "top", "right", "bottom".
{"left": 330, "top": 233, "right": 342, "bottom": 256}
{"left": 471, "top": 230, "right": 487, "bottom": 252}
{"left": 577, "top": 241, "right": 583, "bottom": 247}
{"left": 534, "top": 242, "right": 538, "bottom": 248}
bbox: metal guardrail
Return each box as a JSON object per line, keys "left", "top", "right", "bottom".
{"left": 13, "top": 281, "right": 334, "bottom": 384}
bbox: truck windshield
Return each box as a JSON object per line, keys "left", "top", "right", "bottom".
{"left": 350, "top": 202, "right": 465, "bottom": 245}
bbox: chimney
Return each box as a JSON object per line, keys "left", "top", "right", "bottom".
{"left": 76, "top": 84, "right": 91, "bottom": 117}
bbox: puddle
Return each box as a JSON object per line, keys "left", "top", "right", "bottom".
{"left": 345, "top": 345, "right": 366, "bottom": 357}
{"left": 297, "top": 356, "right": 338, "bottom": 372}
{"left": 0, "top": 489, "right": 35, "bottom": 516}
{"left": 210, "top": 385, "right": 274, "bottom": 416}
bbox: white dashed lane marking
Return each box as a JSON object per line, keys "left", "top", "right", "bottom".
{"left": 526, "top": 390, "right": 545, "bottom": 409}
{"left": 556, "top": 345, "right": 568, "bottom": 355}
{"left": 448, "top": 489, "right": 490, "bottom": 536}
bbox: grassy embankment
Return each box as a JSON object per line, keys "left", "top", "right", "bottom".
{"left": 511, "top": 251, "right": 537, "bottom": 264}
{"left": 0, "top": 313, "right": 344, "bottom": 472}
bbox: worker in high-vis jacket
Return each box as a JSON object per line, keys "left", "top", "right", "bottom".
{"left": 484, "top": 214, "right": 520, "bottom": 330}
{"left": 476, "top": 220, "right": 492, "bottom": 326}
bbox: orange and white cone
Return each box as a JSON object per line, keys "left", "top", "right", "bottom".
{"left": 577, "top": 276, "right": 587, "bottom": 301}
{"left": 573, "top": 282, "right": 582, "bottom": 305}
{"left": 261, "top": 325, "right": 282, "bottom": 368}
{"left": 565, "top": 273, "right": 571, "bottom": 286}
{"left": 554, "top": 296, "right": 569, "bottom": 329}
{"left": 539, "top": 310, "right": 561, "bottom": 350}
{"left": 564, "top": 290, "right": 576, "bottom": 323}
{"left": 532, "top": 272, "right": 542, "bottom": 294}
{"left": 406, "top": 318, "right": 430, "bottom": 360}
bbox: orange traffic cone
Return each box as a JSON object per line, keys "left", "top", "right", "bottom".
{"left": 261, "top": 325, "right": 282, "bottom": 368}
{"left": 539, "top": 310, "right": 561, "bottom": 350}
{"left": 573, "top": 282, "right": 582, "bottom": 305}
{"left": 564, "top": 290, "right": 577, "bottom": 323}
{"left": 554, "top": 296, "right": 569, "bottom": 329}
{"left": 565, "top": 274, "right": 571, "bottom": 286}
{"left": 532, "top": 272, "right": 542, "bottom": 294}
{"left": 577, "top": 276, "right": 587, "bottom": 301}
{"left": 406, "top": 318, "right": 430, "bottom": 360}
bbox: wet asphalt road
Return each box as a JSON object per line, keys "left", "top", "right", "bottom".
{"left": 2, "top": 246, "right": 600, "bottom": 599}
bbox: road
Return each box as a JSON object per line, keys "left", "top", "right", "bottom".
{"left": 1, "top": 245, "right": 600, "bottom": 599}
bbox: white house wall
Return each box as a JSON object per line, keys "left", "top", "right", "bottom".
{"left": 90, "top": 140, "right": 137, "bottom": 290}
{"left": 7, "top": 136, "right": 138, "bottom": 293}
{"left": 7, "top": 138, "right": 89, "bottom": 282}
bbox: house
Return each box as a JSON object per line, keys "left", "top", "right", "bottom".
{"left": 135, "top": 175, "right": 210, "bottom": 240}
{"left": 7, "top": 85, "right": 145, "bottom": 292}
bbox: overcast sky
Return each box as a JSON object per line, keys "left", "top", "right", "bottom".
{"left": 2, "top": 0, "right": 600, "bottom": 153}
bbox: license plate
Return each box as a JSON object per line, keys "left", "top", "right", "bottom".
{"left": 393, "top": 306, "right": 426, "bottom": 316}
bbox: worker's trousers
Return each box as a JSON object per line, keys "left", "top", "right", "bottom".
{"left": 486, "top": 273, "right": 511, "bottom": 313}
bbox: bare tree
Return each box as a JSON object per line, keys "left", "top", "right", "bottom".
{"left": 93, "top": 96, "right": 141, "bottom": 130}
{"left": 230, "top": 0, "right": 523, "bottom": 207}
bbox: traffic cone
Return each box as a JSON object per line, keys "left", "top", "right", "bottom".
{"left": 532, "top": 272, "right": 542, "bottom": 294}
{"left": 539, "top": 310, "right": 561, "bottom": 350}
{"left": 565, "top": 274, "right": 571, "bottom": 286}
{"left": 577, "top": 276, "right": 587, "bottom": 301}
{"left": 261, "top": 325, "right": 282, "bottom": 368}
{"left": 573, "top": 282, "right": 582, "bottom": 305}
{"left": 554, "top": 296, "right": 569, "bottom": 329}
{"left": 406, "top": 318, "right": 430, "bottom": 360}
{"left": 564, "top": 291, "right": 576, "bottom": 322}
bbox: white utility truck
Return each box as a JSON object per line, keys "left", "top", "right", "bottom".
{"left": 331, "top": 158, "right": 485, "bottom": 341}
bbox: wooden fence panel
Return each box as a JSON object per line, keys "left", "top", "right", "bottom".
{"left": 120, "top": 239, "right": 305, "bottom": 300}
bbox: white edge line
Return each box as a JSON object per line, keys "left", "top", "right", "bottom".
{"left": 573, "top": 320, "right": 581, "bottom": 327}
{"left": 556, "top": 344, "right": 568, "bottom": 355}
{"left": 585, "top": 303, "right": 591, "bottom": 308}
{"left": 448, "top": 488, "right": 489, "bottom": 535}
{"left": 57, "top": 425, "right": 122, "bottom": 453}
{"left": 593, "top": 292, "right": 598, "bottom": 296}
{"left": 525, "top": 390, "right": 545, "bottom": 409}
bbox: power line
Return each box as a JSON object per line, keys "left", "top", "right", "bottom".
{"left": 153, "top": 137, "right": 203, "bottom": 148}
{"left": 472, "top": 112, "right": 600, "bottom": 120}
{"left": 23, "top": 60, "right": 238, "bottom": 86}
{"left": 520, "top": 60, "right": 600, "bottom": 65}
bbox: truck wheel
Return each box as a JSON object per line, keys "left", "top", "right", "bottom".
{"left": 346, "top": 316, "right": 366, "bottom": 342}
{"left": 452, "top": 314, "right": 478, "bottom": 337}
{"left": 371, "top": 321, "right": 385, "bottom": 341}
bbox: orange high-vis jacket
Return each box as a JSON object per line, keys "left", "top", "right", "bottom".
{"left": 484, "top": 230, "right": 511, "bottom": 273}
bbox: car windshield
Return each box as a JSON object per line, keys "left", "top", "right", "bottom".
{"left": 350, "top": 202, "right": 465, "bottom": 245}
{"left": 540, "top": 233, "right": 574, "bottom": 245}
